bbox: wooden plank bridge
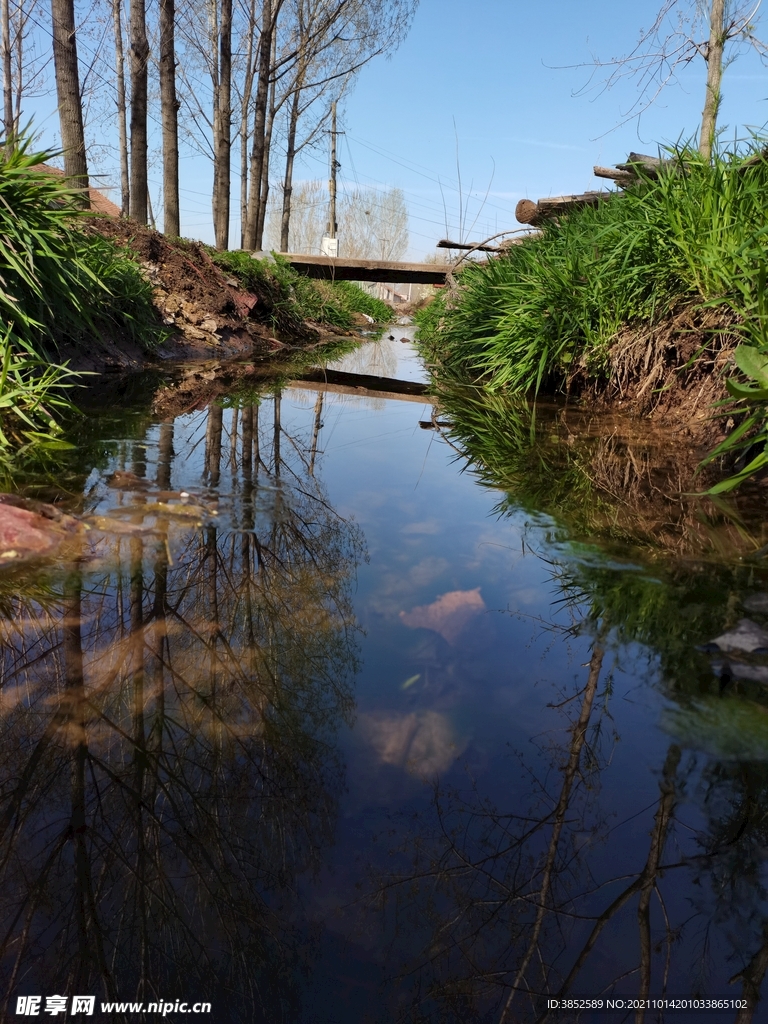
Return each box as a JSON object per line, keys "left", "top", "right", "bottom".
{"left": 280, "top": 253, "right": 449, "bottom": 285}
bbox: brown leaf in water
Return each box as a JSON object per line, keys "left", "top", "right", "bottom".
{"left": 399, "top": 587, "right": 485, "bottom": 644}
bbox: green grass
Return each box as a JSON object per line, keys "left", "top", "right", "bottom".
{"left": 415, "top": 141, "right": 768, "bottom": 488}
{"left": 209, "top": 249, "right": 392, "bottom": 332}
{"left": 0, "top": 136, "right": 164, "bottom": 450}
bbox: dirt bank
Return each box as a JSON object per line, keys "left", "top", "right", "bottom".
{"left": 69, "top": 218, "right": 323, "bottom": 373}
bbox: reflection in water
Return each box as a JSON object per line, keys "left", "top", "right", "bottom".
{"left": 1, "top": 365, "right": 768, "bottom": 1022}
{"left": 360, "top": 710, "right": 465, "bottom": 777}
{"left": 400, "top": 587, "right": 486, "bottom": 645}
{"left": 371, "top": 389, "right": 768, "bottom": 1023}
{"left": 0, "top": 395, "right": 363, "bottom": 1020}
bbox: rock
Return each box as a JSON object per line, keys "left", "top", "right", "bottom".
{"left": 0, "top": 495, "right": 81, "bottom": 564}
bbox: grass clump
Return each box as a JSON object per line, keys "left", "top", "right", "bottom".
{"left": 0, "top": 136, "right": 163, "bottom": 449}
{"left": 210, "top": 249, "right": 392, "bottom": 332}
{"left": 1, "top": 137, "right": 161, "bottom": 355}
{"left": 416, "top": 141, "right": 768, "bottom": 489}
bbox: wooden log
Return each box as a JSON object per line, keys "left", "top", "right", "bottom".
{"left": 618, "top": 151, "right": 665, "bottom": 172}
{"left": 515, "top": 199, "right": 539, "bottom": 225}
{"left": 537, "top": 191, "right": 607, "bottom": 213}
{"left": 594, "top": 165, "right": 635, "bottom": 185}
{"left": 516, "top": 191, "right": 610, "bottom": 225}
{"left": 738, "top": 148, "right": 768, "bottom": 172}
{"left": 437, "top": 239, "right": 500, "bottom": 253}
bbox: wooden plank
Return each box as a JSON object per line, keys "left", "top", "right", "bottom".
{"left": 278, "top": 253, "right": 451, "bottom": 284}
{"left": 288, "top": 377, "right": 436, "bottom": 405}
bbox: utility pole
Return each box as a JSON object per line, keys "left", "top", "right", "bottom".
{"left": 321, "top": 101, "right": 339, "bottom": 257}
{"left": 329, "top": 100, "right": 337, "bottom": 241}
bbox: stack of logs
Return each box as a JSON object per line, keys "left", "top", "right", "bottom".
{"left": 514, "top": 152, "right": 672, "bottom": 227}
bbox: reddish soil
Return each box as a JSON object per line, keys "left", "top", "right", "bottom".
{"left": 79, "top": 217, "right": 315, "bottom": 370}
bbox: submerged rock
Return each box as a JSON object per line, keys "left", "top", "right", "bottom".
{"left": 0, "top": 495, "right": 82, "bottom": 565}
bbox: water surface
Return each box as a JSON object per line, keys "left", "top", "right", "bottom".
{"left": 2, "top": 340, "right": 768, "bottom": 1023}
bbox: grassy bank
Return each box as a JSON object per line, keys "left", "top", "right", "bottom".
{"left": 210, "top": 249, "right": 392, "bottom": 333}
{"left": 416, "top": 144, "right": 768, "bottom": 489}
{"left": 0, "top": 140, "right": 392, "bottom": 456}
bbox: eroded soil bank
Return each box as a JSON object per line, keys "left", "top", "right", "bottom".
{"left": 66, "top": 218, "right": 373, "bottom": 374}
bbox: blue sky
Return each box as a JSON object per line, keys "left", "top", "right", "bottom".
{"left": 326, "top": 0, "right": 768, "bottom": 257}
{"left": 25, "top": 0, "right": 768, "bottom": 256}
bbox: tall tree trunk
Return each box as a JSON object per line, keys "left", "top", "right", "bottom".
{"left": 159, "top": 0, "right": 179, "bottom": 235}
{"left": 50, "top": 0, "right": 89, "bottom": 200}
{"left": 279, "top": 82, "right": 302, "bottom": 251}
{"left": 239, "top": 0, "right": 256, "bottom": 248}
{"left": 112, "top": 0, "right": 129, "bottom": 215}
{"left": 243, "top": 0, "right": 272, "bottom": 250}
{"left": 700, "top": 0, "right": 726, "bottom": 161}
{"left": 12, "top": 4, "right": 20, "bottom": 134}
{"left": 2, "top": 0, "right": 13, "bottom": 139}
{"left": 212, "top": 0, "right": 232, "bottom": 248}
{"left": 255, "top": 33, "right": 277, "bottom": 248}
{"left": 129, "top": 0, "right": 149, "bottom": 223}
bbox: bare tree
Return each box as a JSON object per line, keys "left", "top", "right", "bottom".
{"left": 578, "top": 0, "right": 766, "bottom": 157}
{"left": 275, "top": 0, "right": 419, "bottom": 252}
{"left": 112, "top": 0, "right": 129, "bottom": 214}
{"left": 243, "top": 0, "right": 280, "bottom": 250}
{"left": 159, "top": 0, "right": 179, "bottom": 234}
{"left": 1, "top": 0, "right": 11, "bottom": 137}
{"left": 264, "top": 177, "right": 324, "bottom": 251}
{"left": 129, "top": 0, "right": 149, "bottom": 222}
{"left": 211, "top": 0, "right": 233, "bottom": 246}
{"left": 2, "top": 0, "right": 48, "bottom": 143}
{"left": 339, "top": 185, "right": 408, "bottom": 260}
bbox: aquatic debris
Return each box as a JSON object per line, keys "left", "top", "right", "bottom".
{"left": 698, "top": 618, "right": 768, "bottom": 655}
{"left": 86, "top": 500, "right": 213, "bottom": 535}
{"left": 107, "top": 470, "right": 152, "bottom": 490}
{"left": 400, "top": 587, "right": 485, "bottom": 644}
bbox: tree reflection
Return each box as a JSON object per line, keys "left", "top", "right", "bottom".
{"left": 372, "top": 386, "right": 768, "bottom": 1023}
{"left": 0, "top": 392, "right": 364, "bottom": 1020}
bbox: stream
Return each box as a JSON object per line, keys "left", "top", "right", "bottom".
{"left": 2, "top": 335, "right": 768, "bottom": 1023}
